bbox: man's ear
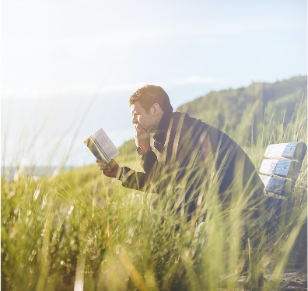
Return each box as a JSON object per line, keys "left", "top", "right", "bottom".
{"left": 152, "top": 103, "right": 161, "bottom": 116}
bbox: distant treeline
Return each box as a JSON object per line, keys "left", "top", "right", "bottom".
{"left": 177, "top": 75, "right": 307, "bottom": 145}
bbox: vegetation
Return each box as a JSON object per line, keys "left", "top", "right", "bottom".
{"left": 177, "top": 75, "right": 306, "bottom": 147}
{"left": 1, "top": 76, "right": 307, "bottom": 290}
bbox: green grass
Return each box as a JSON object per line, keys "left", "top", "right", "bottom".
{"left": 1, "top": 105, "right": 307, "bottom": 291}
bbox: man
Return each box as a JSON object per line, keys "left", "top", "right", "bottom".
{"left": 97, "top": 85, "right": 265, "bottom": 224}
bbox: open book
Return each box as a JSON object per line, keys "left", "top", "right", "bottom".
{"left": 84, "top": 128, "right": 120, "bottom": 164}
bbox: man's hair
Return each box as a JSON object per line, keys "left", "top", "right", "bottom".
{"left": 129, "top": 85, "right": 173, "bottom": 113}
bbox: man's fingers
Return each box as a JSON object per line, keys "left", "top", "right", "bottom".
{"left": 96, "top": 160, "right": 110, "bottom": 171}
{"left": 96, "top": 159, "right": 108, "bottom": 166}
{"left": 98, "top": 162, "right": 107, "bottom": 167}
{"left": 97, "top": 159, "right": 112, "bottom": 166}
{"left": 135, "top": 129, "right": 149, "bottom": 138}
{"left": 135, "top": 124, "right": 146, "bottom": 133}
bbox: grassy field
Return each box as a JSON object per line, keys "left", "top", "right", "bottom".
{"left": 1, "top": 105, "right": 307, "bottom": 291}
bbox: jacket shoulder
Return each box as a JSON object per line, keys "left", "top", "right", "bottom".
{"left": 173, "top": 111, "right": 210, "bottom": 129}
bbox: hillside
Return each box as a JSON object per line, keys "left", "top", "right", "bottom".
{"left": 177, "top": 75, "right": 307, "bottom": 144}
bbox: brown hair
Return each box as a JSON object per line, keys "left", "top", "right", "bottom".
{"left": 129, "top": 85, "right": 173, "bottom": 113}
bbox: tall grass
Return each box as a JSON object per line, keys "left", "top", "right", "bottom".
{"left": 1, "top": 103, "right": 307, "bottom": 291}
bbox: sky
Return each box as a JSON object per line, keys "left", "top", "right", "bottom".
{"left": 1, "top": 0, "right": 307, "bottom": 167}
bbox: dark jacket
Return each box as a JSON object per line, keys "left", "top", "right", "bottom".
{"left": 121, "top": 111, "right": 264, "bottom": 218}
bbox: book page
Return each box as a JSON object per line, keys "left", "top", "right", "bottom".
{"left": 92, "top": 128, "right": 120, "bottom": 159}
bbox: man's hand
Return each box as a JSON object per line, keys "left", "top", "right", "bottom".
{"left": 96, "top": 159, "right": 120, "bottom": 178}
{"left": 134, "top": 124, "right": 152, "bottom": 147}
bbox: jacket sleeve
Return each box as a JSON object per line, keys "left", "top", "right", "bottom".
{"left": 120, "top": 150, "right": 158, "bottom": 191}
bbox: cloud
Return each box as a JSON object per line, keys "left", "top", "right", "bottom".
{"left": 168, "top": 76, "right": 221, "bottom": 86}
{"left": 2, "top": 76, "right": 226, "bottom": 99}
{"left": 3, "top": 16, "right": 304, "bottom": 55}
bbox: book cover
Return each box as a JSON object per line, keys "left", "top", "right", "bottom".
{"left": 84, "top": 128, "right": 120, "bottom": 163}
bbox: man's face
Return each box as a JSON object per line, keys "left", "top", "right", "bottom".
{"left": 130, "top": 101, "right": 156, "bottom": 133}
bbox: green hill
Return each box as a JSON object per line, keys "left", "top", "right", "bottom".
{"left": 177, "top": 75, "right": 307, "bottom": 145}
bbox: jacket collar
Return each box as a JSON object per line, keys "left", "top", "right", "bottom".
{"left": 153, "top": 110, "right": 173, "bottom": 152}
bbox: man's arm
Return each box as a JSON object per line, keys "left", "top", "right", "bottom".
{"left": 96, "top": 121, "right": 159, "bottom": 191}
{"left": 117, "top": 122, "right": 158, "bottom": 191}
{"left": 96, "top": 149, "right": 158, "bottom": 191}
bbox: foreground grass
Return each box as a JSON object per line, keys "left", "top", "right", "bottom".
{"left": 3, "top": 164, "right": 306, "bottom": 291}
{"left": 2, "top": 108, "right": 307, "bottom": 291}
